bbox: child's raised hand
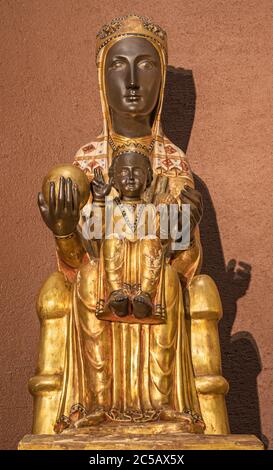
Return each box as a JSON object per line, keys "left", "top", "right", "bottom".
{"left": 91, "top": 168, "right": 113, "bottom": 202}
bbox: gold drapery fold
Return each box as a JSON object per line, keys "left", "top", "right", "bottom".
{"left": 55, "top": 260, "right": 203, "bottom": 428}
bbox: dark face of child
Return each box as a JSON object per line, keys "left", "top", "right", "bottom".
{"left": 113, "top": 152, "right": 149, "bottom": 200}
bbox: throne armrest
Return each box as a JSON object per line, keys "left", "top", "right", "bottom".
{"left": 187, "top": 274, "right": 230, "bottom": 434}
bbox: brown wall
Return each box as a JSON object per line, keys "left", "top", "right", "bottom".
{"left": 1, "top": 0, "right": 272, "bottom": 449}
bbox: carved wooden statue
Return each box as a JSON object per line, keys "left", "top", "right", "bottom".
{"left": 28, "top": 15, "right": 231, "bottom": 445}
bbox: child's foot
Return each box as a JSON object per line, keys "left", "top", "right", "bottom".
{"left": 109, "top": 289, "right": 129, "bottom": 317}
{"left": 132, "top": 291, "right": 153, "bottom": 318}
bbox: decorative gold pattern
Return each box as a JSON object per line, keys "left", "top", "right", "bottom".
{"left": 109, "top": 131, "right": 155, "bottom": 158}
{"left": 96, "top": 15, "right": 168, "bottom": 62}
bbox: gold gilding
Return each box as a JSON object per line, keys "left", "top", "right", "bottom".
{"left": 42, "top": 164, "right": 90, "bottom": 210}
{"left": 28, "top": 15, "right": 230, "bottom": 441}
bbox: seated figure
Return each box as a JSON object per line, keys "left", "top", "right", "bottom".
{"left": 30, "top": 15, "right": 230, "bottom": 437}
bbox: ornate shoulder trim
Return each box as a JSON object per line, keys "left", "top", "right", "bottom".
{"left": 74, "top": 140, "right": 106, "bottom": 159}
{"left": 73, "top": 140, "right": 108, "bottom": 178}
{"left": 153, "top": 138, "right": 192, "bottom": 177}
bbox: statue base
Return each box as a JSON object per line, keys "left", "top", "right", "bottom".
{"left": 18, "top": 422, "right": 264, "bottom": 450}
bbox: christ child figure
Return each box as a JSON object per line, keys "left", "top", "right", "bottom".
{"left": 91, "top": 150, "right": 178, "bottom": 324}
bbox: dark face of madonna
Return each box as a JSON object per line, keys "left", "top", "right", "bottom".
{"left": 105, "top": 37, "right": 161, "bottom": 119}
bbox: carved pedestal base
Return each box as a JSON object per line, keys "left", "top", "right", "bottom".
{"left": 18, "top": 422, "right": 264, "bottom": 450}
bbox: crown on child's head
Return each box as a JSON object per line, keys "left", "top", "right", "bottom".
{"left": 112, "top": 142, "right": 151, "bottom": 160}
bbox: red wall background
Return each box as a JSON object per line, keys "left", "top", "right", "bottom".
{"left": 1, "top": 0, "right": 272, "bottom": 449}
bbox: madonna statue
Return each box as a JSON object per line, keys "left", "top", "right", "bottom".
{"left": 28, "top": 15, "right": 231, "bottom": 445}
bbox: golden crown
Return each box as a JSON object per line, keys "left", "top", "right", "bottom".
{"left": 112, "top": 141, "right": 153, "bottom": 159}
{"left": 96, "top": 14, "right": 168, "bottom": 61}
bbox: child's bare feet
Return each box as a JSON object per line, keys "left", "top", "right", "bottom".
{"left": 132, "top": 291, "right": 153, "bottom": 318}
{"left": 109, "top": 289, "right": 129, "bottom": 317}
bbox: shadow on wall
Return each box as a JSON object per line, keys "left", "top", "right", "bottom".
{"left": 161, "top": 65, "right": 268, "bottom": 448}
